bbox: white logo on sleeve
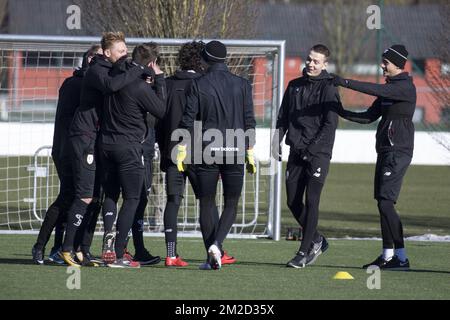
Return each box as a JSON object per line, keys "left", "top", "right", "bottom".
{"left": 384, "top": 171, "right": 392, "bottom": 176}
{"left": 86, "top": 154, "right": 94, "bottom": 165}
{"left": 313, "top": 167, "right": 321, "bottom": 178}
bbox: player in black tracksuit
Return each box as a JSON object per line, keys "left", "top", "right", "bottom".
{"left": 178, "top": 41, "right": 256, "bottom": 270}
{"left": 160, "top": 69, "right": 202, "bottom": 266}
{"left": 333, "top": 45, "right": 415, "bottom": 270}
{"left": 31, "top": 46, "right": 100, "bottom": 265}
{"left": 124, "top": 123, "right": 161, "bottom": 265}
{"left": 156, "top": 41, "right": 204, "bottom": 267}
{"left": 121, "top": 110, "right": 161, "bottom": 266}
{"left": 100, "top": 46, "right": 166, "bottom": 268}
{"left": 60, "top": 49, "right": 150, "bottom": 266}
{"left": 274, "top": 45, "right": 339, "bottom": 268}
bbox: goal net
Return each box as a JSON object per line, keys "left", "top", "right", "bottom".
{"left": 0, "top": 35, "right": 284, "bottom": 240}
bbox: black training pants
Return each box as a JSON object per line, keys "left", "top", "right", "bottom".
{"left": 285, "top": 151, "right": 330, "bottom": 254}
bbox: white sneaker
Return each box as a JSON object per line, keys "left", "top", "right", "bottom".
{"left": 208, "top": 244, "right": 222, "bottom": 269}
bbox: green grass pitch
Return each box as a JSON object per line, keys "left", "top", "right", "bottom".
{"left": 0, "top": 235, "right": 449, "bottom": 300}
{"left": 0, "top": 162, "right": 449, "bottom": 299}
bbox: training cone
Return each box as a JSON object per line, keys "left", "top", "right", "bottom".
{"left": 333, "top": 271, "right": 354, "bottom": 280}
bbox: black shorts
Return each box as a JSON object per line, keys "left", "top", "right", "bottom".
{"left": 286, "top": 152, "right": 331, "bottom": 186}
{"left": 374, "top": 151, "right": 411, "bottom": 202}
{"left": 196, "top": 163, "right": 244, "bottom": 198}
{"left": 70, "top": 135, "right": 97, "bottom": 198}
{"left": 165, "top": 164, "right": 200, "bottom": 198}
{"left": 53, "top": 154, "right": 75, "bottom": 207}
{"left": 101, "top": 143, "right": 145, "bottom": 200}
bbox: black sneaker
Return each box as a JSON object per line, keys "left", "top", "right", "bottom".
{"left": 80, "top": 251, "right": 101, "bottom": 267}
{"left": 362, "top": 255, "right": 389, "bottom": 269}
{"left": 382, "top": 256, "right": 410, "bottom": 271}
{"left": 320, "top": 236, "right": 329, "bottom": 253}
{"left": 133, "top": 249, "right": 161, "bottom": 266}
{"left": 83, "top": 251, "right": 103, "bottom": 264}
{"left": 286, "top": 251, "right": 308, "bottom": 268}
{"left": 107, "top": 258, "right": 140, "bottom": 269}
{"left": 306, "top": 235, "right": 329, "bottom": 266}
{"left": 32, "top": 245, "right": 44, "bottom": 265}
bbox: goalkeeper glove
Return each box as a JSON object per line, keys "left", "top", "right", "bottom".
{"left": 176, "top": 144, "right": 187, "bottom": 172}
{"left": 245, "top": 149, "right": 257, "bottom": 174}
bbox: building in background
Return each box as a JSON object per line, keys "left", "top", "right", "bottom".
{"left": 0, "top": 0, "right": 448, "bottom": 127}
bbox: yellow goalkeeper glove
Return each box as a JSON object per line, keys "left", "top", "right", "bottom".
{"left": 245, "top": 149, "right": 256, "bottom": 174}
{"left": 176, "top": 144, "right": 187, "bottom": 172}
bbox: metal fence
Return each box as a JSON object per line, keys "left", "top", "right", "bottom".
{"left": 0, "top": 35, "right": 285, "bottom": 240}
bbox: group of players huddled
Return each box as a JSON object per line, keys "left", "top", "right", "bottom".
{"left": 31, "top": 32, "right": 254, "bottom": 269}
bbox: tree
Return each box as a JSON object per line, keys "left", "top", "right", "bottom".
{"left": 322, "top": 0, "right": 372, "bottom": 76}
{"left": 425, "top": 3, "right": 450, "bottom": 151}
{"left": 75, "top": 0, "right": 257, "bottom": 74}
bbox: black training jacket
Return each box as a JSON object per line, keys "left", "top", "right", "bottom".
{"left": 339, "top": 72, "right": 416, "bottom": 156}
{"left": 69, "top": 54, "right": 144, "bottom": 139}
{"left": 178, "top": 63, "right": 256, "bottom": 152}
{"left": 157, "top": 70, "right": 203, "bottom": 171}
{"left": 101, "top": 59, "right": 167, "bottom": 146}
{"left": 52, "top": 67, "right": 85, "bottom": 164}
{"left": 276, "top": 69, "right": 340, "bottom": 158}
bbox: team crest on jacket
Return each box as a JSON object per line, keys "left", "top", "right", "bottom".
{"left": 86, "top": 154, "right": 94, "bottom": 165}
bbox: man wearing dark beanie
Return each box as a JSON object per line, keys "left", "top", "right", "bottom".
{"left": 333, "top": 44, "right": 416, "bottom": 270}
{"left": 177, "top": 40, "right": 256, "bottom": 270}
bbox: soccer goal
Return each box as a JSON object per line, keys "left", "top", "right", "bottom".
{"left": 0, "top": 35, "right": 284, "bottom": 240}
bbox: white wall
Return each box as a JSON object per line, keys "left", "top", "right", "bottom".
{"left": 1, "top": 123, "right": 449, "bottom": 165}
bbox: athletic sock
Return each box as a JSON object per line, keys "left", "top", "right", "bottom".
{"left": 382, "top": 248, "right": 394, "bottom": 261}
{"left": 167, "top": 241, "right": 176, "bottom": 258}
{"left": 395, "top": 248, "right": 407, "bottom": 262}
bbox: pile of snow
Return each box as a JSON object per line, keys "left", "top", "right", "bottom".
{"left": 331, "top": 234, "right": 450, "bottom": 242}
{"left": 405, "top": 234, "right": 450, "bottom": 242}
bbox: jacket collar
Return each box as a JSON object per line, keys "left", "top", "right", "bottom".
{"left": 387, "top": 72, "right": 410, "bottom": 82}
{"left": 207, "top": 62, "right": 229, "bottom": 73}
{"left": 91, "top": 54, "right": 112, "bottom": 68}
{"left": 302, "top": 68, "right": 333, "bottom": 82}
{"left": 174, "top": 70, "right": 203, "bottom": 80}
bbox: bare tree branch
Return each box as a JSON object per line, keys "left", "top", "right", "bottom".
{"left": 425, "top": 4, "right": 450, "bottom": 151}
{"left": 322, "top": 0, "right": 371, "bottom": 76}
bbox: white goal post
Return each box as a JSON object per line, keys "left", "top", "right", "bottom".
{"left": 0, "top": 35, "right": 284, "bottom": 240}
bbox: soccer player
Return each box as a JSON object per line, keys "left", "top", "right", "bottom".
{"left": 100, "top": 43, "right": 166, "bottom": 268}
{"left": 272, "top": 44, "right": 339, "bottom": 268}
{"left": 333, "top": 44, "right": 415, "bottom": 270}
{"left": 31, "top": 45, "right": 101, "bottom": 265}
{"left": 59, "top": 32, "right": 152, "bottom": 267}
{"left": 125, "top": 44, "right": 163, "bottom": 266}
{"left": 114, "top": 123, "right": 160, "bottom": 266}
{"left": 177, "top": 40, "right": 256, "bottom": 270}
{"left": 156, "top": 41, "right": 204, "bottom": 267}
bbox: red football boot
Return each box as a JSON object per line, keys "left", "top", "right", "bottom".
{"left": 221, "top": 251, "right": 236, "bottom": 265}
{"left": 165, "top": 256, "right": 189, "bottom": 267}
